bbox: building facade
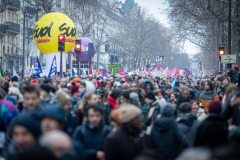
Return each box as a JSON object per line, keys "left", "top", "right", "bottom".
{"left": 0, "top": 0, "right": 21, "bottom": 73}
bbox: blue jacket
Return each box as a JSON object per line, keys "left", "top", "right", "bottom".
{"left": 72, "top": 123, "right": 110, "bottom": 160}
{"left": 151, "top": 117, "right": 191, "bottom": 160}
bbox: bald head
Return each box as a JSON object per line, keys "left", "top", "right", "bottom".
{"left": 39, "top": 130, "right": 72, "bottom": 158}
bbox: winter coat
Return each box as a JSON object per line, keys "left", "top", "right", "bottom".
{"left": 194, "top": 114, "right": 228, "bottom": 149}
{"left": 177, "top": 113, "right": 198, "bottom": 134}
{"left": 151, "top": 117, "right": 191, "bottom": 160}
{"left": 4, "top": 143, "right": 21, "bottom": 160}
{"left": 105, "top": 125, "right": 144, "bottom": 160}
{"left": 198, "top": 91, "right": 219, "bottom": 112}
{"left": 142, "top": 101, "right": 160, "bottom": 135}
{"left": 103, "top": 102, "right": 112, "bottom": 125}
{"left": 72, "top": 123, "right": 110, "bottom": 160}
{"left": 65, "top": 112, "right": 79, "bottom": 136}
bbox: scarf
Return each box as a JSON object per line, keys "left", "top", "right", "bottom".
{"left": 108, "top": 96, "right": 117, "bottom": 109}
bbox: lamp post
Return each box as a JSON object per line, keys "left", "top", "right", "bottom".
{"left": 227, "top": 0, "right": 232, "bottom": 68}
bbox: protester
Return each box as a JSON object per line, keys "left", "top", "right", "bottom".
{"left": 198, "top": 80, "right": 219, "bottom": 112}
{"left": 22, "top": 85, "right": 41, "bottom": 112}
{"left": 5, "top": 113, "right": 41, "bottom": 160}
{"left": 190, "top": 100, "right": 207, "bottom": 121}
{"left": 195, "top": 101, "right": 228, "bottom": 149}
{"left": 39, "top": 104, "right": 66, "bottom": 134}
{"left": 105, "top": 103, "right": 143, "bottom": 160}
{"left": 150, "top": 103, "right": 191, "bottom": 160}
{"left": 73, "top": 105, "right": 110, "bottom": 160}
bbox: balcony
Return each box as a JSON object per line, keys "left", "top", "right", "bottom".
{"left": 25, "top": 6, "right": 36, "bottom": 16}
{"left": 6, "top": 22, "right": 20, "bottom": 34}
{"left": 0, "top": 24, "right": 6, "bottom": 35}
{"left": 5, "top": 0, "right": 21, "bottom": 11}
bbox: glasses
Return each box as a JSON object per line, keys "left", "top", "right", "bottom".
{"left": 131, "top": 85, "right": 137, "bottom": 87}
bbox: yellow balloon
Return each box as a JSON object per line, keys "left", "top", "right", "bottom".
{"left": 33, "top": 12, "right": 76, "bottom": 53}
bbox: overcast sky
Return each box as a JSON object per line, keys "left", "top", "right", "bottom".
{"left": 134, "top": 0, "right": 200, "bottom": 55}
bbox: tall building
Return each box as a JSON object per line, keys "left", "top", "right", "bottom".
{"left": 0, "top": 0, "right": 21, "bottom": 72}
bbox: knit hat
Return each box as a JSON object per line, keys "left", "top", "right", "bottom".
{"left": 71, "top": 83, "right": 79, "bottom": 94}
{"left": 11, "top": 76, "right": 18, "bottom": 82}
{"left": 111, "top": 108, "right": 120, "bottom": 123}
{"left": 13, "top": 113, "right": 41, "bottom": 139}
{"left": 8, "top": 87, "right": 24, "bottom": 102}
{"left": 161, "top": 103, "right": 174, "bottom": 117}
{"left": 118, "top": 104, "right": 141, "bottom": 123}
{"left": 60, "top": 78, "right": 68, "bottom": 82}
{"left": 72, "top": 77, "right": 82, "bottom": 83}
{"left": 234, "top": 64, "right": 239, "bottom": 69}
{"left": 31, "top": 79, "right": 39, "bottom": 86}
{"left": 113, "top": 81, "right": 121, "bottom": 87}
{"left": 55, "top": 90, "right": 72, "bottom": 106}
{"left": 209, "top": 101, "right": 222, "bottom": 113}
{"left": 129, "top": 92, "right": 139, "bottom": 102}
{"left": 40, "top": 84, "right": 51, "bottom": 94}
{"left": 145, "top": 91, "right": 156, "bottom": 101}
{"left": 39, "top": 104, "right": 66, "bottom": 125}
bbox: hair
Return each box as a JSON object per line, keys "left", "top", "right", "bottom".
{"left": 205, "top": 80, "right": 215, "bottom": 91}
{"left": 179, "top": 102, "right": 192, "bottom": 113}
{"left": 154, "top": 89, "right": 162, "bottom": 96}
{"left": 130, "top": 81, "right": 139, "bottom": 87}
{"left": 190, "top": 100, "right": 199, "bottom": 105}
{"left": 86, "top": 104, "right": 103, "bottom": 116}
{"left": 22, "top": 85, "right": 40, "bottom": 97}
{"left": 110, "top": 89, "right": 122, "bottom": 99}
{"left": 79, "top": 93, "right": 95, "bottom": 111}
{"left": 101, "top": 81, "right": 109, "bottom": 88}
{"left": 222, "top": 76, "right": 229, "bottom": 82}
{"left": 165, "top": 85, "right": 172, "bottom": 90}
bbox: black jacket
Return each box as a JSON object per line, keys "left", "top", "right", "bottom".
{"left": 194, "top": 114, "right": 228, "bottom": 149}
{"left": 66, "top": 112, "right": 79, "bottom": 136}
{"left": 73, "top": 123, "right": 110, "bottom": 160}
{"left": 105, "top": 125, "right": 144, "bottom": 160}
{"left": 151, "top": 117, "right": 191, "bottom": 160}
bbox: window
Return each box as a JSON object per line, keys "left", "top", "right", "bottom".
{"left": 56, "top": 0, "right": 61, "bottom": 8}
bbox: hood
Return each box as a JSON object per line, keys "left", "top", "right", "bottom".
{"left": 154, "top": 117, "right": 175, "bottom": 132}
{"left": 143, "top": 80, "right": 154, "bottom": 90}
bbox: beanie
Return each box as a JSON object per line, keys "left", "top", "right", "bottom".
{"left": 129, "top": 92, "right": 139, "bottom": 102}
{"left": 55, "top": 90, "right": 72, "bottom": 106}
{"left": 118, "top": 104, "right": 141, "bottom": 123}
{"left": 39, "top": 104, "right": 66, "bottom": 124}
{"left": 111, "top": 108, "right": 120, "bottom": 123}
{"left": 72, "top": 77, "right": 82, "bottom": 83}
{"left": 209, "top": 101, "right": 222, "bottom": 113}
{"left": 40, "top": 84, "right": 51, "bottom": 94}
{"left": 11, "top": 76, "right": 18, "bottom": 82}
{"left": 145, "top": 91, "right": 156, "bottom": 101}
{"left": 13, "top": 113, "right": 41, "bottom": 139}
{"left": 71, "top": 83, "right": 79, "bottom": 94}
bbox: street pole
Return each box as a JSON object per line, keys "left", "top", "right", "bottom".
{"left": 22, "top": 1, "right": 26, "bottom": 77}
{"left": 227, "top": 0, "right": 232, "bottom": 68}
{"left": 77, "top": 53, "right": 80, "bottom": 75}
{"left": 60, "top": 51, "right": 63, "bottom": 77}
{"left": 96, "top": 45, "right": 100, "bottom": 70}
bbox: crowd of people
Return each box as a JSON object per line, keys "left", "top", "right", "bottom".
{"left": 0, "top": 66, "right": 240, "bottom": 160}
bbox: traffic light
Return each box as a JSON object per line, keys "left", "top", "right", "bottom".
{"left": 75, "top": 40, "right": 81, "bottom": 53}
{"left": 58, "top": 34, "right": 65, "bottom": 51}
{"left": 218, "top": 46, "right": 225, "bottom": 56}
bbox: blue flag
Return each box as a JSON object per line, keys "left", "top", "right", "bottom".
{"left": 34, "top": 57, "right": 42, "bottom": 78}
{"left": 171, "top": 77, "right": 177, "bottom": 90}
{"left": 72, "top": 67, "right": 75, "bottom": 77}
{"left": 48, "top": 55, "right": 57, "bottom": 78}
